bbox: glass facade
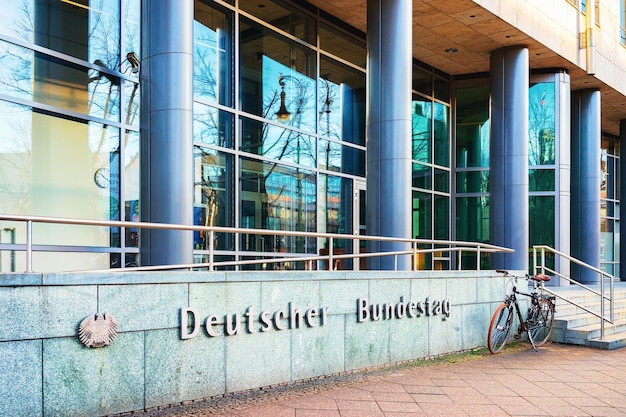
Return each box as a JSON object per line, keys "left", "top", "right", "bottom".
{"left": 412, "top": 67, "right": 451, "bottom": 270}
{"left": 528, "top": 78, "right": 557, "bottom": 269}
{"left": 455, "top": 82, "right": 490, "bottom": 269}
{"left": 601, "top": 136, "right": 620, "bottom": 276}
{"left": 0, "top": 0, "right": 140, "bottom": 272}
{"left": 193, "top": 0, "right": 368, "bottom": 270}
{"left": 0, "top": 0, "right": 618, "bottom": 276}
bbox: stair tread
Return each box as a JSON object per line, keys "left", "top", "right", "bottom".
{"left": 587, "top": 332, "right": 626, "bottom": 342}
{"left": 564, "top": 316, "right": 626, "bottom": 329}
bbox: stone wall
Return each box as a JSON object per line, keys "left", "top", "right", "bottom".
{"left": 0, "top": 270, "right": 509, "bottom": 417}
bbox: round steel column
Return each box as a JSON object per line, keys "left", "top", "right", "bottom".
{"left": 613, "top": 120, "right": 626, "bottom": 281}
{"left": 140, "top": 0, "right": 194, "bottom": 266}
{"left": 366, "top": 0, "right": 412, "bottom": 270}
{"left": 489, "top": 47, "right": 529, "bottom": 271}
{"left": 571, "top": 90, "right": 601, "bottom": 284}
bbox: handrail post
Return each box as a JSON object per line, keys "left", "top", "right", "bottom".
{"left": 26, "top": 220, "right": 33, "bottom": 273}
{"left": 328, "top": 237, "right": 333, "bottom": 271}
{"left": 209, "top": 230, "right": 215, "bottom": 271}
{"left": 610, "top": 272, "right": 614, "bottom": 322}
{"left": 540, "top": 247, "right": 546, "bottom": 275}
{"left": 476, "top": 247, "right": 480, "bottom": 271}
{"left": 412, "top": 242, "right": 417, "bottom": 271}
{"left": 394, "top": 254, "right": 398, "bottom": 271}
{"left": 600, "top": 270, "right": 605, "bottom": 340}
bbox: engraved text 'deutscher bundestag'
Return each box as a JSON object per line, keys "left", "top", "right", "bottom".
{"left": 78, "top": 313, "right": 119, "bottom": 348}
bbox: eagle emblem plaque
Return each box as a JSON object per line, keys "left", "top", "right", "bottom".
{"left": 78, "top": 313, "right": 119, "bottom": 348}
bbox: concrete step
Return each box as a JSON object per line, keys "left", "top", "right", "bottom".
{"left": 553, "top": 297, "right": 626, "bottom": 317}
{"left": 552, "top": 314, "right": 626, "bottom": 347}
{"left": 553, "top": 308, "right": 626, "bottom": 329}
{"left": 536, "top": 282, "right": 626, "bottom": 350}
{"left": 586, "top": 333, "right": 626, "bottom": 350}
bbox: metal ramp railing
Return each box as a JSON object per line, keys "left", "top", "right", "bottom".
{"left": 533, "top": 245, "right": 615, "bottom": 340}
{"left": 0, "top": 214, "right": 514, "bottom": 273}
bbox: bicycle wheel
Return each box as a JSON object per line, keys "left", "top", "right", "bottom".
{"left": 527, "top": 298, "right": 555, "bottom": 347}
{"left": 488, "top": 303, "right": 514, "bottom": 354}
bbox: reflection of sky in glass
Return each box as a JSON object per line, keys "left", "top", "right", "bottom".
{"left": 0, "top": 41, "right": 32, "bottom": 100}
{"left": 319, "top": 79, "right": 342, "bottom": 140}
{"left": 0, "top": 100, "right": 30, "bottom": 153}
{"left": 0, "top": 0, "right": 33, "bottom": 42}
{"left": 88, "top": 0, "right": 121, "bottom": 67}
{"left": 123, "top": 0, "right": 140, "bottom": 58}
{"left": 529, "top": 82, "right": 555, "bottom": 166}
{"left": 194, "top": 20, "right": 219, "bottom": 102}
{"left": 412, "top": 100, "right": 431, "bottom": 162}
{"left": 262, "top": 56, "right": 315, "bottom": 132}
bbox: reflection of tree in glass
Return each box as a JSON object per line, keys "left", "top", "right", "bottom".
{"left": 528, "top": 84, "right": 556, "bottom": 251}
{"left": 529, "top": 85, "right": 555, "bottom": 166}
{"left": 194, "top": 30, "right": 219, "bottom": 101}
{"left": 0, "top": 104, "right": 32, "bottom": 213}
{"left": 319, "top": 78, "right": 340, "bottom": 140}
{"left": 412, "top": 101, "right": 431, "bottom": 162}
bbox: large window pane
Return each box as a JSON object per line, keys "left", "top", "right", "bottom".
{"left": 239, "top": 0, "right": 316, "bottom": 45}
{"left": 319, "top": 22, "right": 365, "bottom": 68}
{"left": 529, "top": 82, "right": 555, "bottom": 166}
{"left": 434, "top": 194, "right": 449, "bottom": 240}
{"left": 240, "top": 17, "right": 316, "bottom": 131}
{"left": 456, "top": 196, "right": 489, "bottom": 269}
{"left": 123, "top": 0, "right": 141, "bottom": 61}
{"left": 194, "top": 102, "right": 234, "bottom": 148}
{"left": 413, "top": 66, "right": 432, "bottom": 96}
{"left": 0, "top": 100, "right": 119, "bottom": 270}
{"left": 412, "top": 97, "right": 431, "bottom": 163}
{"left": 1, "top": 0, "right": 120, "bottom": 66}
{"left": 413, "top": 191, "right": 431, "bottom": 240}
{"left": 0, "top": 40, "right": 120, "bottom": 121}
{"left": 456, "top": 197, "right": 489, "bottom": 242}
{"left": 434, "top": 77, "right": 450, "bottom": 103}
{"left": 529, "top": 169, "right": 555, "bottom": 192}
{"left": 241, "top": 116, "right": 316, "bottom": 167}
{"left": 433, "top": 101, "right": 449, "bottom": 167}
{"left": 123, "top": 80, "right": 139, "bottom": 127}
{"left": 456, "top": 171, "right": 489, "bottom": 193}
{"left": 319, "top": 140, "right": 365, "bottom": 177}
{"left": 456, "top": 86, "right": 489, "bottom": 168}
{"left": 194, "top": 147, "right": 234, "bottom": 251}
{"left": 529, "top": 196, "right": 555, "bottom": 247}
{"left": 412, "top": 163, "right": 431, "bottom": 190}
{"left": 319, "top": 56, "right": 366, "bottom": 145}
{"left": 194, "top": 0, "right": 233, "bottom": 107}
{"left": 239, "top": 157, "right": 316, "bottom": 253}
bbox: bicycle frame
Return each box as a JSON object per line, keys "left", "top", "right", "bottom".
{"left": 505, "top": 283, "right": 541, "bottom": 350}
{"left": 488, "top": 269, "right": 555, "bottom": 354}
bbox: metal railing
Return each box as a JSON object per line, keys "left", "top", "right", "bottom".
{"left": 0, "top": 214, "right": 514, "bottom": 273}
{"left": 533, "top": 245, "right": 614, "bottom": 340}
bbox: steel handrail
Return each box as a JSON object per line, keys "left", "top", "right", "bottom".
{"left": 533, "top": 245, "right": 614, "bottom": 340}
{"left": 0, "top": 214, "right": 514, "bottom": 273}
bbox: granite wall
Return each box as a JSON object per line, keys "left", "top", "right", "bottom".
{"left": 0, "top": 270, "right": 509, "bottom": 416}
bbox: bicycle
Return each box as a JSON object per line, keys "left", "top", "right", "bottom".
{"left": 487, "top": 269, "right": 556, "bottom": 354}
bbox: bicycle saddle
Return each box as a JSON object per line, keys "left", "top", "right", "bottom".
{"left": 532, "top": 274, "right": 550, "bottom": 282}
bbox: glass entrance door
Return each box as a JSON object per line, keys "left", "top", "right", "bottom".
{"left": 354, "top": 180, "right": 366, "bottom": 270}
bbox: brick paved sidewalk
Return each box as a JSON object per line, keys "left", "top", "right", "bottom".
{"left": 130, "top": 343, "right": 626, "bottom": 417}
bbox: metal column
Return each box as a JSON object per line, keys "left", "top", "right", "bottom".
{"left": 140, "top": 0, "right": 194, "bottom": 266}
{"left": 366, "top": 0, "right": 413, "bottom": 270}
{"left": 616, "top": 120, "right": 626, "bottom": 281}
{"left": 571, "top": 89, "right": 601, "bottom": 284}
{"left": 489, "top": 47, "right": 529, "bottom": 271}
